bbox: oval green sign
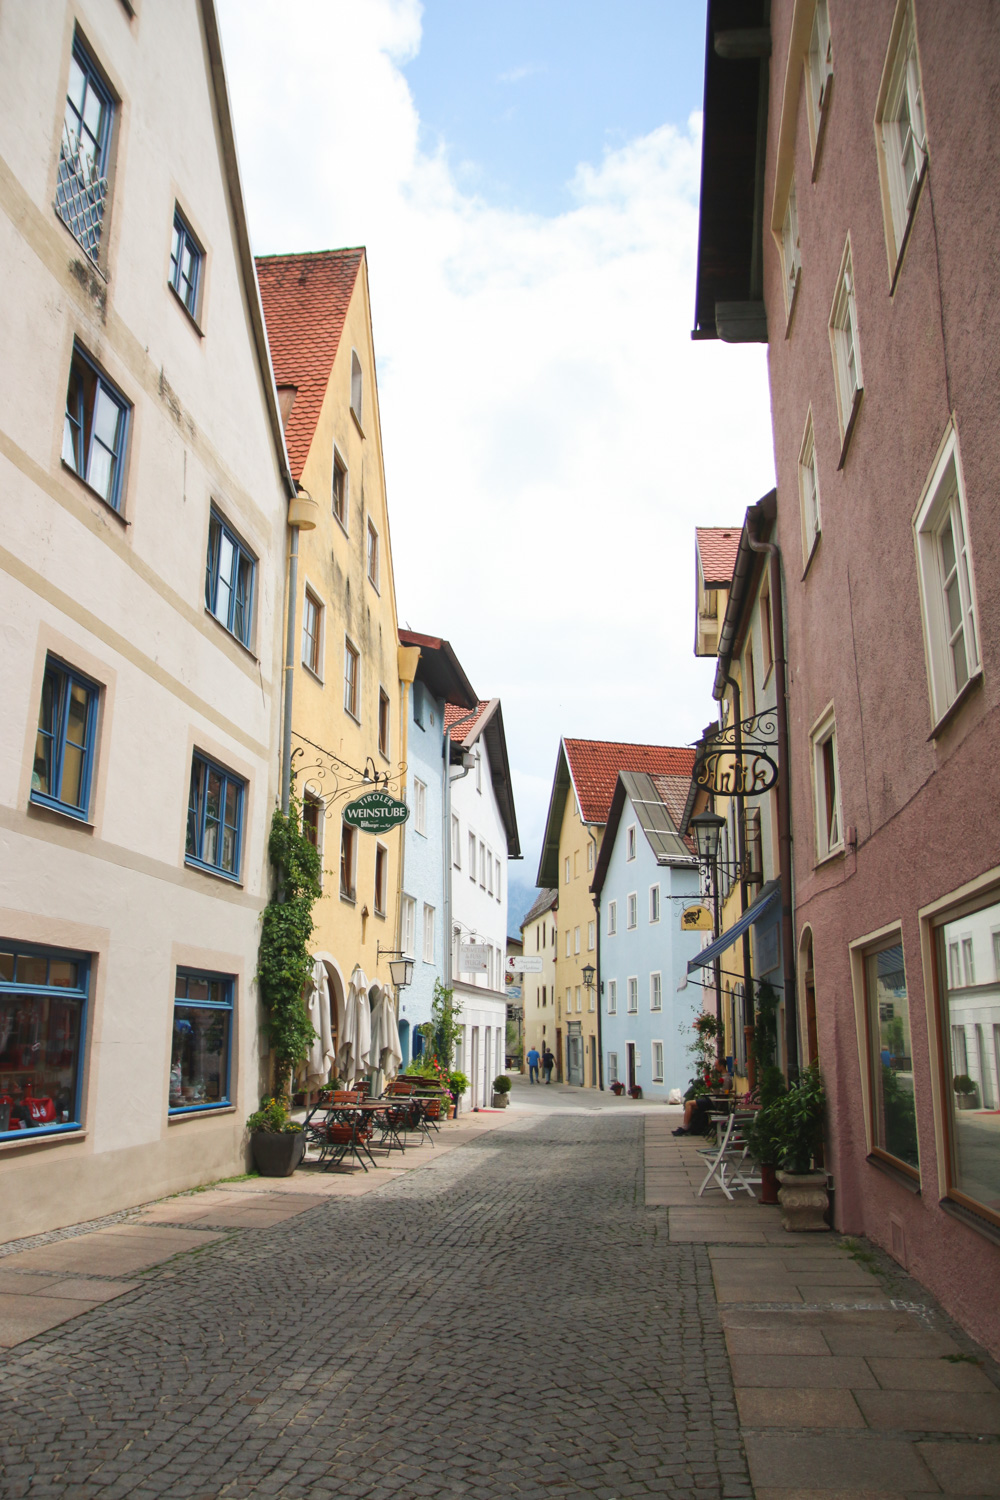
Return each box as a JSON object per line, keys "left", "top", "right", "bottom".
{"left": 342, "top": 790, "right": 410, "bottom": 833}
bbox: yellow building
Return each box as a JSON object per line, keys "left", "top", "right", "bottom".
{"left": 537, "top": 739, "right": 696, "bottom": 1086}
{"left": 258, "top": 250, "right": 403, "bottom": 1044}
{"left": 519, "top": 889, "right": 558, "bottom": 1070}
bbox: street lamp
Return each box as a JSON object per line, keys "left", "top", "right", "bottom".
{"left": 688, "top": 807, "right": 726, "bottom": 1064}
{"left": 377, "top": 945, "right": 414, "bottom": 990}
{"left": 581, "top": 963, "right": 596, "bottom": 991}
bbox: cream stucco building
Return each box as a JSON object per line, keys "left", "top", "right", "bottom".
{"left": 520, "top": 890, "right": 558, "bottom": 1072}
{"left": 0, "top": 0, "right": 293, "bottom": 1238}
{"left": 256, "top": 250, "right": 405, "bottom": 1052}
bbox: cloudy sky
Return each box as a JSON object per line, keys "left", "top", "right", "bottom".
{"left": 217, "top": 0, "right": 775, "bottom": 915}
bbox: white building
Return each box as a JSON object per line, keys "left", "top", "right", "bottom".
{"left": 445, "top": 701, "right": 520, "bottom": 1109}
{"left": 0, "top": 0, "right": 293, "bottom": 1237}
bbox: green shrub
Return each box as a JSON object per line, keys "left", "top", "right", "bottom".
{"left": 247, "top": 1097, "right": 303, "bottom": 1134}
{"left": 493, "top": 1074, "right": 511, "bottom": 1093}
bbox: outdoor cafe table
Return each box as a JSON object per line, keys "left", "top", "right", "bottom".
{"left": 305, "top": 1099, "right": 411, "bottom": 1168}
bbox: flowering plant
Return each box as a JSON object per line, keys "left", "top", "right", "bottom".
{"left": 246, "top": 1097, "right": 303, "bottom": 1134}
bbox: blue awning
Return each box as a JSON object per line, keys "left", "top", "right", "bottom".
{"left": 687, "top": 880, "right": 780, "bottom": 972}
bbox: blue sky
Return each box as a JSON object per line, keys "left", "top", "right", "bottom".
{"left": 404, "top": 1, "right": 708, "bottom": 215}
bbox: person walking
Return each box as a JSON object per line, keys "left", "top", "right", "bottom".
{"left": 526, "top": 1046, "right": 540, "bottom": 1084}
{"left": 542, "top": 1047, "right": 555, "bottom": 1084}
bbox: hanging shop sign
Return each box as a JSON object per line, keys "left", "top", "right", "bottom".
{"left": 342, "top": 790, "right": 410, "bottom": 833}
{"left": 693, "top": 712, "right": 779, "bottom": 797}
{"left": 459, "top": 943, "right": 489, "bottom": 973}
{"left": 680, "top": 904, "right": 714, "bottom": 932}
{"left": 506, "top": 955, "right": 543, "bottom": 974}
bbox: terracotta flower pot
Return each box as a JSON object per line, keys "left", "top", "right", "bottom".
{"left": 759, "top": 1162, "right": 780, "bottom": 1205}
{"left": 251, "top": 1130, "right": 305, "bottom": 1178}
{"left": 776, "top": 1170, "right": 830, "bottom": 1232}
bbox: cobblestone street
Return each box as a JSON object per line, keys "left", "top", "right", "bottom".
{"left": 0, "top": 1111, "right": 746, "bottom": 1500}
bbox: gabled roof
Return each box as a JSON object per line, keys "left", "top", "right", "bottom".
{"left": 399, "top": 629, "right": 477, "bottom": 711}
{"left": 592, "top": 773, "right": 697, "bottom": 899}
{"left": 536, "top": 738, "right": 697, "bottom": 887}
{"left": 696, "top": 526, "right": 741, "bottom": 586}
{"left": 444, "top": 700, "right": 521, "bottom": 859}
{"left": 255, "top": 249, "right": 365, "bottom": 478}
{"left": 521, "top": 888, "right": 558, "bottom": 931}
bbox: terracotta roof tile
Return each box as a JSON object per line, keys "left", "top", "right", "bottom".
{"left": 564, "top": 740, "right": 695, "bottom": 825}
{"left": 256, "top": 249, "right": 364, "bottom": 479}
{"left": 445, "top": 700, "right": 490, "bottom": 741}
{"left": 696, "top": 526, "right": 741, "bottom": 586}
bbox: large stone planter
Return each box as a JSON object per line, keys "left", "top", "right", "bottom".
{"left": 491, "top": 1093, "right": 509, "bottom": 1108}
{"left": 251, "top": 1130, "right": 305, "bottom": 1177}
{"left": 777, "top": 1170, "right": 830, "bottom": 1232}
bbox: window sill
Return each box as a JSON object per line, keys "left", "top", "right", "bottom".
{"left": 168, "top": 1103, "right": 235, "bottom": 1122}
{"left": 866, "top": 1151, "right": 921, "bottom": 1194}
{"left": 301, "top": 661, "right": 324, "bottom": 686}
{"left": 373, "top": 908, "right": 386, "bottom": 921}
{"left": 368, "top": 576, "right": 380, "bottom": 595}
{"left": 185, "top": 856, "right": 243, "bottom": 887}
{"left": 340, "top": 890, "right": 356, "bottom": 905}
{"left": 939, "top": 1195, "right": 1000, "bottom": 1247}
{"left": 928, "top": 670, "right": 983, "bottom": 741}
{"left": 61, "top": 460, "right": 127, "bottom": 525}
{"left": 0, "top": 1124, "right": 85, "bottom": 1152}
{"left": 350, "top": 408, "right": 365, "bottom": 439}
{"left": 783, "top": 276, "right": 800, "bottom": 340}
{"left": 28, "top": 793, "right": 94, "bottom": 827}
{"left": 344, "top": 707, "right": 361, "bottom": 726}
{"left": 836, "top": 386, "right": 864, "bottom": 470}
{"left": 168, "top": 280, "right": 205, "bottom": 337}
{"left": 204, "top": 607, "right": 259, "bottom": 663}
{"left": 813, "top": 844, "right": 845, "bottom": 872}
{"left": 809, "top": 83, "right": 833, "bottom": 182}
{"left": 801, "top": 532, "right": 821, "bottom": 581}
{"left": 333, "top": 511, "right": 350, "bottom": 538}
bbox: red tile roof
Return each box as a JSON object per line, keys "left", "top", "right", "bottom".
{"left": 445, "top": 700, "right": 490, "bottom": 742}
{"left": 696, "top": 526, "right": 741, "bottom": 586}
{"left": 255, "top": 249, "right": 364, "bottom": 478}
{"left": 564, "top": 740, "right": 696, "bottom": 825}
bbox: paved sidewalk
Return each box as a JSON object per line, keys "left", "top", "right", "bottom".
{"left": 645, "top": 1116, "right": 1000, "bottom": 1498}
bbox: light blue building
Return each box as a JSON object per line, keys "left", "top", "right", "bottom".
{"left": 593, "top": 771, "right": 703, "bottom": 1097}
{"left": 396, "top": 631, "right": 478, "bottom": 1066}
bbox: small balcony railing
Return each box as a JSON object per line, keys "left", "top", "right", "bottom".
{"left": 54, "top": 132, "right": 107, "bottom": 264}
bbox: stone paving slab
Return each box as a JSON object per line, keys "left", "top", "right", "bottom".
{"left": 0, "top": 1279, "right": 138, "bottom": 1347}
{"left": 916, "top": 1440, "right": 1000, "bottom": 1493}
{"left": 0, "top": 1224, "right": 225, "bottom": 1276}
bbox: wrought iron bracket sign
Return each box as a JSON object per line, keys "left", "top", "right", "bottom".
{"left": 291, "top": 733, "right": 405, "bottom": 819}
{"left": 693, "top": 711, "right": 779, "bottom": 797}
{"left": 342, "top": 790, "right": 410, "bottom": 833}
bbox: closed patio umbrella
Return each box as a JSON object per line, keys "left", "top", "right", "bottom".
{"left": 338, "top": 966, "right": 371, "bottom": 1087}
{"left": 303, "top": 959, "right": 336, "bottom": 1090}
{"left": 370, "top": 985, "right": 403, "bottom": 1081}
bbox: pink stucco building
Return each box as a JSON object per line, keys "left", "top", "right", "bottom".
{"left": 695, "top": 0, "right": 1000, "bottom": 1353}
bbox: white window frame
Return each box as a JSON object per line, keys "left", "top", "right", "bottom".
{"left": 422, "top": 903, "right": 435, "bottom": 964}
{"left": 652, "top": 1040, "right": 664, "bottom": 1083}
{"left": 574, "top": 926, "right": 580, "bottom": 956}
{"left": 401, "top": 894, "right": 416, "bottom": 957}
{"left": 468, "top": 831, "right": 476, "bottom": 880}
{"left": 608, "top": 900, "right": 617, "bottom": 936}
{"left": 913, "top": 424, "right": 982, "bottom": 729}
{"left": 780, "top": 176, "right": 802, "bottom": 319}
{"left": 479, "top": 840, "right": 486, "bottom": 888}
{"left": 452, "top": 814, "right": 461, "bottom": 868}
{"left": 608, "top": 979, "right": 618, "bottom": 1015}
{"left": 367, "top": 517, "right": 380, "bottom": 591}
{"left": 626, "top": 825, "right": 637, "bottom": 861}
{"left": 343, "top": 637, "right": 360, "bottom": 720}
{"left": 810, "top": 704, "right": 843, "bottom": 863}
{"left": 487, "top": 852, "right": 494, "bottom": 897}
{"left": 350, "top": 350, "right": 363, "bottom": 426}
{"left": 650, "top": 972, "right": 662, "bottom": 1012}
{"left": 587, "top": 842, "right": 594, "bottom": 872}
{"left": 301, "top": 585, "right": 324, "bottom": 679}
{"left": 798, "top": 409, "right": 821, "bottom": 565}
{"left": 413, "top": 777, "right": 427, "bottom": 836}
{"left": 373, "top": 841, "right": 388, "bottom": 917}
{"left": 805, "top": 0, "right": 833, "bottom": 164}
{"left": 829, "top": 239, "right": 863, "bottom": 457}
{"left": 565, "top": 930, "right": 572, "bottom": 959}
{"left": 627, "top": 976, "right": 638, "bottom": 1014}
{"left": 608, "top": 1050, "right": 619, "bottom": 1082}
{"left": 564, "top": 855, "right": 570, "bottom": 885}
{"left": 627, "top": 893, "right": 637, "bottom": 931}
{"left": 575, "top": 986, "right": 582, "bottom": 1013}
{"left": 875, "top": 1, "right": 927, "bottom": 279}
{"left": 332, "top": 446, "right": 349, "bottom": 532}
{"left": 649, "top": 885, "right": 660, "bottom": 924}
{"left": 587, "top": 920, "right": 595, "bottom": 952}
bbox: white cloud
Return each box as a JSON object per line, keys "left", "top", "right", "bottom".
{"left": 218, "top": 0, "right": 775, "bottom": 879}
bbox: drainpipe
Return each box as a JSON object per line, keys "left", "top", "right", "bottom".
{"left": 395, "top": 647, "right": 421, "bottom": 994}
{"left": 280, "top": 486, "right": 319, "bottom": 815}
{"left": 721, "top": 671, "right": 755, "bottom": 1087}
{"left": 746, "top": 519, "right": 799, "bottom": 1077}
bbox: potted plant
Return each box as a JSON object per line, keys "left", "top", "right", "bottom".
{"left": 448, "top": 1071, "right": 469, "bottom": 1118}
{"left": 743, "top": 1065, "right": 788, "bottom": 1205}
{"left": 247, "top": 1097, "right": 305, "bottom": 1177}
{"left": 953, "top": 1074, "right": 979, "bottom": 1111}
{"left": 628, "top": 1084, "right": 643, "bottom": 1099}
{"left": 771, "top": 1063, "right": 829, "bottom": 1231}
{"left": 492, "top": 1074, "right": 512, "bottom": 1108}
{"left": 610, "top": 1080, "right": 626, "bottom": 1096}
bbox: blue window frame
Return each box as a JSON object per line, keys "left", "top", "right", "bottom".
{"left": 56, "top": 37, "right": 114, "bottom": 262}
{"left": 170, "top": 210, "right": 202, "bottom": 316}
{"left": 62, "top": 344, "right": 130, "bottom": 512}
{"left": 205, "top": 511, "right": 255, "bottom": 647}
{"left": 0, "top": 941, "right": 90, "bottom": 1139}
{"left": 186, "top": 752, "right": 245, "bottom": 880}
{"left": 170, "top": 969, "right": 234, "bottom": 1113}
{"left": 31, "top": 657, "right": 100, "bottom": 820}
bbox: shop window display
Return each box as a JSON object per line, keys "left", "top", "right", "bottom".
{"left": 0, "top": 942, "right": 88, "bottom": 1135}
{"left": 170, "top": 970, "right": 233, "bottom": 1112}
{"left": 864, "top": 939, "right": 919, "bottom": 1172}
{"left": 936, "top": 898, "right": 1000, "bottom": 1224}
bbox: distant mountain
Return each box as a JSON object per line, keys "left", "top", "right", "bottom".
{"left": 507, "top": 870, "right": 544, "bottom": 937}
